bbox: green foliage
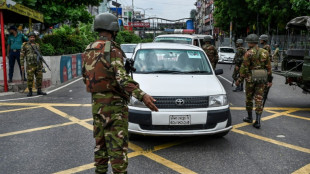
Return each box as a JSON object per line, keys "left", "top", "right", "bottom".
{"left": 214, "top": 0, "right": 304, "bottom": 35}
{"left": 40, "top": 23, "right": 96, "bottom": 56}
{"left": 15, "top": 0, "right": 101, "bottom": 27}
{"left": 40, "top": 43, "right": 55, "bottom": 56}
{"left": 116, "top": 31, "right": 142, "bottom": 44}
{"left": 141, "top": 38, "right": 154, "bottom": 43}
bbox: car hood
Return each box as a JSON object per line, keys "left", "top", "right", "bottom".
{"left": 220, "top": 53, "right": 235, "bottom": 57}
{"left": 132, "top": 74, "right": 225, "bottom": 96}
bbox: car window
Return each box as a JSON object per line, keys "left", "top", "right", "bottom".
{"left": 134, "top": 49, "right": 212, "bottom": 74}
{"left": 220, "top": 48, "right": 235, "bottom": 53}
{"left": 199, "top": 39, "right": 205, "bottom": 47}
{"left": 121, "top": 45, "right": 137, "bottom": 53}
{"left": 194, "top": 39, "right": 199, "bottom": 47}
{"left": 154, "top": 37, "right": 192, "bottom": 45}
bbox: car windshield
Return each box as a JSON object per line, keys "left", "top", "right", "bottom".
{"left": 154, "top": 37, "right": 192, "bottom": 44}
{"left": 134, "top": 49, "right": 212, "bottom": 74}
{"left": 121, "top": 44, "right": 137, "bottom": 53}
{"left": 220, "top": 48, "right": 234, "bottom": 53}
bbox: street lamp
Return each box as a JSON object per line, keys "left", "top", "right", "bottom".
{"left": 136, "top": 7, "right": 153, "bottom": 38}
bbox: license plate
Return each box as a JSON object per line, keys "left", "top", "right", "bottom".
{"left": 169, "top": 115, "right": 191, "bottom": 125}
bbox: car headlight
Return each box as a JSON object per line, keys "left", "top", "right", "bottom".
{"left": 209, "top": 95, "right": 228, "bottom": 107}
{"left": 129, "top": 97, "right": 147, "bottom": 108}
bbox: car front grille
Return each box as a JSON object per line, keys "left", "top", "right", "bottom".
{"left": 153, "top": 96, "right": 209, "bottom": 109}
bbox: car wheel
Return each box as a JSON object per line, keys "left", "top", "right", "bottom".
{"left": 212, "top": 131, "right": 230, "bottom": 138}
{"left": 129, "top": 133, "right": 142, "bottom": 141}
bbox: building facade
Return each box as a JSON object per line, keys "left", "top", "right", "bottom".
{"left": 195, "top": 0, "right": 219, "bottom": 35}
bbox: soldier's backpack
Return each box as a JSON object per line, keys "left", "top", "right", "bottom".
{"left": 251, "top": 48, "right": 268, "bottom": 83}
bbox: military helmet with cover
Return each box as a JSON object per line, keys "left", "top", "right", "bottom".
{"left": 94, "top": 13, "right": 119, "bottom": 32}
{"left": 259, "top": 34, "right": 269, "bottom": 42}
{"left": 203, "top": 36, "right": 212, "bottom": 42}
{"left": 28, "top": 32, "right": 36, "bottom": 37}
{"left": 236, "top": 39, "right": 243, "bottom": 44}
{"left": 245, "top": 34, "right": 259, "bottom": 43}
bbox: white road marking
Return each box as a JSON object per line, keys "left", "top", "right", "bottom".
{"left": 218, "top": 75, "right": 235, "bottom": 87}
{"left": 0, "top": 77, "right": 82, "bottom": 102}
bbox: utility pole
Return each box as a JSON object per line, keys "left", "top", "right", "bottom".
{"left": 132, "top": 0, "right": 134, "bottom": 31}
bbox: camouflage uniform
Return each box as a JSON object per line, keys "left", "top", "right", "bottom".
{"left": 237, "top": 46, "right": 272, "bottom": 115}
{"left": 202, "top": 44, "right": 219, "bottom": 69}
{"left": 263, "top": 44, "right": 272, "bottom": 61}
{"left": 20, "top": 42, "right": 43, "bottom": 89}
{"left": 273, "top": 47, "right": 280, "bottom": 70}
{"left": 232, "top": 47, "right": 247, "bottom": 81}
{"left": 83, "top": 39, "right": 145, "bottom": 174}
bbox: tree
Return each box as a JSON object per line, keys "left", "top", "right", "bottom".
{"left": 190, "top": 9, "right": 197, "bottom": 19}
{"left": 15, "top": 0, "right": 103, "bottom": 27}
{"left": 291, "top": 0, "right": 310, "bottom": 15}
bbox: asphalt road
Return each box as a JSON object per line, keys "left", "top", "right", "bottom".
{"left": 0, "top": 64, "right": 309, "bottom": 174}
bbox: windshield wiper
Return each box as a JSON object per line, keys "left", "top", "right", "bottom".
{"left": 182, "top": 71, "right": 210, "bottom": 74}
{"left": 144, "top": 70, "right": 184, "bottom": 74}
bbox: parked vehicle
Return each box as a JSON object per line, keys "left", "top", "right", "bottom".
{"left": 218, "top": 47, "right": 235, "bottom": 64}
{"left": 121, "top": 44, "right": 137, "bottom": 59}
{"left": 276, "top": 16, "right": 310, "bottom": 93}
{"left": 194, "top": 34, "right": 214, "bottom": 46}
{"left": 154, "top": 34, "right": 201, "bottom": 47}
{"left": 128, "top": 43, "right": 232, "bottom": 138}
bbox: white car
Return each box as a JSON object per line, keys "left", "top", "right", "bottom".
{"left": 218, "top": 47, "right": 235, "bottom": 63}
{"left": 128, "top": 43, "right": 232, "bottom": 137}
{"left": 193, "top": 34, "right": 213, "bottom": 47}
{"left": 154, "top": 34, "right": 201, "bottom": 48}
{"left": 121, "top": 44, "right": 137, "bottom": 59}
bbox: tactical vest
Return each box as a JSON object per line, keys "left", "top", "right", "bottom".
{"left": 251, "top": 48, "right": 268, "bottom": 83}
{"left": 83, "top": 39, "right": 119, "bottom": 93}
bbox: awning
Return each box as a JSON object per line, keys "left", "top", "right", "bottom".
{"left": 0, "top": 0, "right": 44, "bottom": 23}
{"left": 286, "top": 16, "right": 310, "bottom": 31}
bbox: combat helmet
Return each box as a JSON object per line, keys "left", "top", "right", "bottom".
{"left": 94, "top": 13, "right": 119, "bottom": 32}
{"left": 236, "top": 39, "right": 243, "bottom": 44}
{"left": 28, "top": 32, "right": 36, "bottom": 37}
{"left": 259, "top": 34, "right": 269, "bottom": 42}
{"left": 204, "top": 36, "right": 212, "bottom": 42}
{"left": 245, "top": 34, "right": 259, "bottom": 43}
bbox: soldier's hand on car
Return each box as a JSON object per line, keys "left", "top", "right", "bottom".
{"left": 143, "top": 94, "right": 158, "bottom": 112}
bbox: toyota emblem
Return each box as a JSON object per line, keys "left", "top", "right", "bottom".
{"left": 175, "top": 99, "right": 185, "bottom": 106}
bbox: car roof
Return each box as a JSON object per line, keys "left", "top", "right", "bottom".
{"left": 155, "top": 34, "right": 198, "bottom": 39}
{"left": 193, "top": 34, "right": 213, "bottom": 39}
{"left": 136, "top": 42, "right": 202, "bottom": 50}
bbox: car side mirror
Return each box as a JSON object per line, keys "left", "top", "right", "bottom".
{"left": 215, "top": 69, "right": 223, "bottom": 75}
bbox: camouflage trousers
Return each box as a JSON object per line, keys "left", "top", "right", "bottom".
{"left": 211, "top": 62, "right": 217, "bottom": 70}
{"left": 273, "top": 56, "right": 279, "bottom": 69}
{"left": 232, "top": 65, "right": 240, "bottom": 81}
{"left": 92, "top": 92, "right": 129, "bottom": 174}
{"left": 245, "top": 82, "right": 266, "bottom": 115}
{"left": 26, "top": 64, "right": 43, "bottom": 89}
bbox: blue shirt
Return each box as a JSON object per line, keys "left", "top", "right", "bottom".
{"left": 8, "top": 33, "right": 28, "bottom": 50}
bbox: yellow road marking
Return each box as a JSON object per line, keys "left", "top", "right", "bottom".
{"left": 0, "top": 106, "right": 43, "bottom": 114}
{"left": 268, "top": 110, "right": 310, "bottom": 121}
{"left": 233, "top": 110, "right": 298, "bottom": 129}
{"left": 0, "top": 118, "right": 92, "bottom": 138}
{"left": 45, "top": 106, "right": 93, "bottom": 131}
{"left": 0, "top": 103, "right": 91, "bottom": 107}
{"left": 292, "top": 163, "right": 310, "bottom": 174}
{"left": 232, "top": 129, "right": 310, "bottom": 154}
{"left": 143, "top": 152, "right": 197, "bottom": 174}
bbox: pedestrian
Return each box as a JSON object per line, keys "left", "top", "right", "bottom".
{"left": 202, "top": 35, "right": 219, "bottom": 69}
{"left": 273, "top": 44, "right": 280, "bottom": 71}
{"left": 235, "top": 34, "right": 273, "bottom": 129}
{"left": 20, "top": 32, "right": 47, "bottom": 97}
{"left": 232, "top": 39, "right": 246, "bottom": 92}
{"left": 259, "top": 34, "right": 272, "bottom": 61}
{"left": 7, "top": 25, "right": 28, "bottom": 83}
{"left": 82, "top": 13, "right": 158, "bottom": 174}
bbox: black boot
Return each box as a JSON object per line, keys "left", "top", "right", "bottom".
{"left": 243, "top": 111, "right": 253, "bottom": 123}
{"left": 240, "top": 83, "right": 244, "bottom": 91}
{"left": 253, "top": 114, "right": 261, "bottom": 129}
{"left": 37, "top": 88, "right": 47, "bottom": 95}
{"left": 27, "top": 88, "right": 33, "bottom": 97}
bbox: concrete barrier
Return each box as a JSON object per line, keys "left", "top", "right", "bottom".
{"left": 0, "top": 53, "right": 83, "bottom": 91}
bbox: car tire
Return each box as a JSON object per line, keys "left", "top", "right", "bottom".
{"left": 129, "top": 133, "right": 142, "bottom": 141}
{"left": 212, "top": 131, "right": 230, "bottom": 138}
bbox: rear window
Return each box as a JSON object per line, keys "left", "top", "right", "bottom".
{"left": 220, "top": 48, "right": 235, "bottom": 53}
{"left": 154, "top": 37, "right": 192, "bottom": 45}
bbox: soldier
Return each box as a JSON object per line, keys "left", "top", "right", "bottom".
{"left": 82, "top": 13, "right": 158, "bottom": 174}
{"left": 273, "top": 44, "right": 280, "bottom": 71}
{"left": 20, "top": 32, "right": 47, "bottom": 97}
{"left": 202, "top": 36, "right": 219, "bottom": 69}
{"left": 259, "top": 34, "right": 272, "bottom": 61}
{"left": 235, "top": 34, "right": 272, "bottom": 129}
{"left": 232, "top": 39, "right": 246, "bottom": 92}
